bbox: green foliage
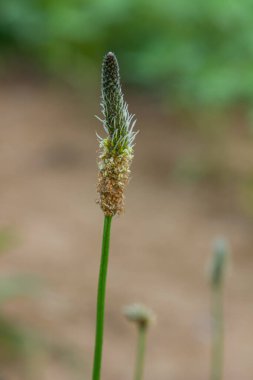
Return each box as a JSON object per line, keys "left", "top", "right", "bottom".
{"left": 173, "top": 156, "right": 229, "bottom": 184}
{"left": 0, "top": 274, "right": 44, "bottom": 376}
{"left": 0, "top": 228, "right": 16, "bottom": 254}
{"left": 239, "top": 175, "right": 253, "bottom": 216}
{"left": 0, "top": 311, "right": 84, "bottom": 378}
{"left": 0, "top": 229, "right": 84, "bottom": 378}
{"left": 0, "top": 275, "right": 42, "bottom": 305}
{"left": 0, "top": 0, "right": 253, "bottom": 107}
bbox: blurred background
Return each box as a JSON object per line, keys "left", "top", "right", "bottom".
{"left": 0, "top": 0, "right": 253, "bottom": 379}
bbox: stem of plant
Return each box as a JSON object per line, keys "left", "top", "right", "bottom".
{"left": 210, "top": 285, "right": 224, "bottom": 380}
{"left": 134, "top": 323, "right": 147, "bottom": 380}
{"left": 92, "top": 215, "right": 112, "bottom": 380}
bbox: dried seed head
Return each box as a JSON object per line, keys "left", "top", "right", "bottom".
{"left": 96, "top": 52, "right": 137, "bottom": 216}
{"left": 209, "top": 238, "right": 230, "bottom": 288}
{"left": 123, "top": 304, "right": 156, "bottom": 328}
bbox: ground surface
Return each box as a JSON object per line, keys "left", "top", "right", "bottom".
{"left": 0, "top": 77, "right": 252, "bottom": 380}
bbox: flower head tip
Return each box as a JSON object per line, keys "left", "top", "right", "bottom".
{"left": 209, "top": 238, "right": 230, "bottom": 288}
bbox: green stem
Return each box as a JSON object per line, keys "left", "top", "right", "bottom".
{"left": 134, "top": 324, "right": 147, "bottom": 380}
{"left": 92, "top": 215, "right": 112, "bottom": 380}
{"left": 210, "top": 285, "right": 224, "bottom": 380}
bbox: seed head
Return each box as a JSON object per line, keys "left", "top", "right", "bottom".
{"left": 209, "top": 238, "right": 230, "bottom": 288}
{"left": 96, "top": 52, "right": 137, "bottom": 216}
{"left": 123, "top": 304, "right": 156, "bottom": 328}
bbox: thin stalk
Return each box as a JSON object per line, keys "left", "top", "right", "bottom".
{"left": 210, "top": 285, "right": 224, "bottom": 380}
{"left": 134, "top": 324, "right": 147, "bottom": 380}
{"left": 92, "top": 215, "right": 112, "bottom": 380}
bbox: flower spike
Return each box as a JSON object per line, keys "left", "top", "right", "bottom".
{"left": 97, "top": 52, "right": 137, "bottom": 216}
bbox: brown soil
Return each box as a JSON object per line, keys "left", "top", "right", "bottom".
{"left": 0, "top": 77, "right": 252, "bottom": 380}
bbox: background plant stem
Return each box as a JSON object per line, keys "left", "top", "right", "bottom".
{"left": 134, "top": 324, "right": 147, "bottom": 380}
{"left": 92, "top": 215, "right": 112, "bottom": 380}
{"left": 210, "top": 285, "right": 224, "bottom": 380}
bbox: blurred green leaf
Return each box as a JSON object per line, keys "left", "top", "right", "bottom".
{"left": 0, "top": 229, "right": 16, "bottom": 254}
{"left": 0, "top": 275, "right": 43, "bottom": 305}
{"left": 0, "top": 0, "right": 253, "bottom": 108}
